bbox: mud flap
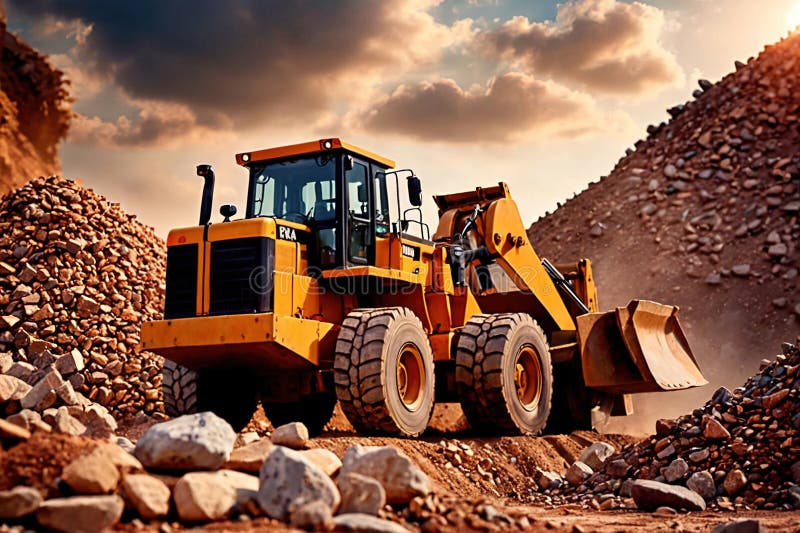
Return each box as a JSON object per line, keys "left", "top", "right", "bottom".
{"left": 576, "top": 300, "right": 707, "bottom": 393}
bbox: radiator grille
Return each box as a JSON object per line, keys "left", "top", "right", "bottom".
{"left": 209, "top": 237, "right": 273, "bottom": 315}
{"left": 164, "top": 244, "right": 198, "bottom": 319}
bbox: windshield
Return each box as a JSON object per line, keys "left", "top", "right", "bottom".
{"left": 249, "top": 155, "right": 336, "bottom": 224}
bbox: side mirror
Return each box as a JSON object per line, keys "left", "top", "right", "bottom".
{"left": 220, "top": 204, "right": 237, "bottom": 222}
{"left": 357, "top": 183, "right": 368, "bottom": 203}
{"left": 344, "top": 155, "right": 354, "bottom": 171}
{"left": 407, "top": 175, "right": 422, "bottom": 207}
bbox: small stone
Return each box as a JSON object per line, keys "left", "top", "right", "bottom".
{"left": 270, "top": 422, "right": 309, "bottom": 449}
{"left": 773, "top": 297, "right": 788, "bottom": 309}
{"left": 711, "top": 519, "right": 765, "bottom": 533}
{"left": 578, "top": 442, "right": 615, "bottom": 470}
{"left": 0, "top": 374, "right": 32, "bottom": 403}
{"left": 301, "top": 448, "right": 343, "bottom": 477}
{"left": 289, "top": 499, "right": 334, "bottom": 531}
{"left": 589, "top": 223, "right": 604, "bottom": 237}
{"left": 689, "top": 448, "right": 710, "bottom": 463}
{"left": 631, "top": 480, "right": 706, "bottom": 511}
{"left": 656, "top": 443, "right": 676, "bottom": 460}
{"left": 655, "top": 418, "right": 676, "bottom": 436}
{"left": 338, "top": 472, "right": 386, "bottom": 516}
{"left": 36, "top": 495, "right": 124, "bottom": 533}
{"left": 536, "top": 470, "right": 563, "bottom": 490}
{"left": 703, "top": 416, "right": 731, "bottom": 439}
{"left": 134, "top": 412, "right": 237, "bottom": 470}
{"left": 723, "top": 469, "right": 747, "bottom": 495}
{"left": 0, "top": 418, "right": 31, "bottom": 440}
{"left": 6, "top": 361, "right": 35, "bottom": 383}
{"left": 76, "top": 295, "right": 100, "bottom": 316}
{"left": 0, "top": 486, "right": 42, "bottom": 518}
{"left": 225, "top": 438, "right": 273, "bottom": 473}
{"left": 768, "top": 243, "right": 788, "bottom": 257}
{"left": 20, "top": 369, "right": 64, "bottom": 411}
{"left": 174, "top": 470, "right": 259, "bottom": 522}
{"left": 120, "top": 474, "right": 171, "bottom": 519}
{"left": 565, "top": 461, "right": 593, "bottom": 486}
{"left": 341, "top": 445, "right": 430, "bottom": 504}
{"left": 687, "top": 471, "right": 716, "bottom": 500}
{"left": 705, "top": 273, "right": 722, "bottom": 285}
{"left": 62, "top": 451, "right": 120, "bottom": 494}
{"left": 664, "top": 459, "right": 689, "bottom": 482}
{"left": 258, "top": 446, "right": 340, "bottom": 521}
{"left": 332, "top": 513, "right": 409, "bottom": 533}
{"left": 55, "top": 350, "right": 85, "bottom": 375}
{"left": 606, "top": 459, "right": 630, "bottom": 478}
{"left": 641, "top": 203, "right": 658, "bottom": 216}
{"left": 731, "top": 264, "right": 750, "bottom": 277}
{"left": 654, "top": 506, "right": 677, "bottom": 516}
{"left": 54, "top": 408, "right": 87, "bottom": 436}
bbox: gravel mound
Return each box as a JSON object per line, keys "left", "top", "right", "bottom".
{"left": 0, "top": 175, "right": 166, "bottom": 419}
{"left": 549, "top": 342, "right": 800, "bottom": 512}
{"left": 529, "top": 31, "right": 800, "bottom": 417}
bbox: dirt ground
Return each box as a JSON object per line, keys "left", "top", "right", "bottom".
{"left": 104, "top": 403, "right": 800, "bottom": 532}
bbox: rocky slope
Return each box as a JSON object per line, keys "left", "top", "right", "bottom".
{"left": 529, "top": 32, "right": 800, "bottom": 426}
{"left": 0, "top": 8, "right": 71, "bottom": 194}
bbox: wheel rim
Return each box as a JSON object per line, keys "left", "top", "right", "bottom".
{"left": 514, "top": 345, "right": 542, "bottom": 410}
{"left": 397, "top": 343, "right": 425, "bottom": 411}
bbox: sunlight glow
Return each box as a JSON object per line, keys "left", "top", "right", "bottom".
{"left": 787, "top": 2, "right": 800, "bottom": 33}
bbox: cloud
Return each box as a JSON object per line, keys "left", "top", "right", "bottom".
{"left": 477, "top": 0, "right": 683, "bottom": 94}
{"left": 69, "top": 100, "right": 231, "bottom": 148}
{"left": 9, "top": 0, "right": 468, "bottom": 135}
{"left": 350, "top": 72, "right": 631, "bottom": 143}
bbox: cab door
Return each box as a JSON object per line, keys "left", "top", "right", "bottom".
{"left": 344, "top": 158, "right": 372, "bottom": 265}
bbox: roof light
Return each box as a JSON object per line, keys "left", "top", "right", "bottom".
{"left": 322, "top": 140, "right": 333, "bottom": 150}
{"left": 241, "top": 153, "right": 251, "bottom": 162}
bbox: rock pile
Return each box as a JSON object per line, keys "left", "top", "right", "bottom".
{"left": 0, "top": 176, "right": 166, "bottom": 419}
{"left": 0, "top": 412, "right": 434, "bottom": 532}
{"left": 529, "top": 30, "right": 800, "bottom": 398}
{"left": 538, "top": 343, "right": 800, "bottom": 513}
{"left": 1, "top": 362, "right": 118, "bottom": 441}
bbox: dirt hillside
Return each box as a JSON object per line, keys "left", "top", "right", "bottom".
{"left": 529, "top": 31, "right": 800, "bottom": 428}
{"left": 0, "top": 5, "right": 71, "bottom": 194}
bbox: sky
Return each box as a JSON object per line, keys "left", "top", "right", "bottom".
{"left": 6, "top": 0, "right": 800, "bottom": 236}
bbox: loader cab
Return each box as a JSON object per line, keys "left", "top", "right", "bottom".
{"left": 240, "top": 138, "right": 423, "bottom": 271}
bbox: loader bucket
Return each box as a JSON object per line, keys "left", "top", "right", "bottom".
{"left": 576, "top": 300, "right": 707, "bottom": 394}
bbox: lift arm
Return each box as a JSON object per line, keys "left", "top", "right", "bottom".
{"left": 433, "top": 182, "right": 576, "bottom": 332}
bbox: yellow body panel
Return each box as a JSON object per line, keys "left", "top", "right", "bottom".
{"left": 140, "top": 313, "right": 338, "bottom": 370}
{"left": 322, "top": 265, "right": 422, "bottom": 284}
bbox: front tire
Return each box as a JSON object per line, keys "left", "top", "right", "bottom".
{"left": 455, "top": 313, "right": 553, "bottom": 435}
{"left": 334, "top": 307, "right": 435, "bottom": 436}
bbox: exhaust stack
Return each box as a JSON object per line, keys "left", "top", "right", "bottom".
{"left": 197, "top": 164, "right": 215, "bottom": 225}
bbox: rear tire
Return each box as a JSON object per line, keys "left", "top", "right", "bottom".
{"left": 334, "top": 307, "right": 435, "bottom": 436}
{"left": 262, "top": 393, "right": 337, "bottom": 437}
{"left": 455, "top": 313, "right": 553, "bottom": 435}
{"left": 162, "top": 359, "right": 198, "bottom": 416}
{"left": 162, "top": 359, "right": 257, "bottom": 432}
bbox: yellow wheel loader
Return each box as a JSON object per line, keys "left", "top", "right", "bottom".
{"left": 141, "top": 138, "right": 707, "bottom": 436}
